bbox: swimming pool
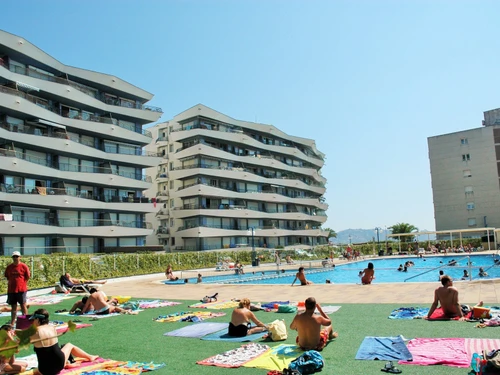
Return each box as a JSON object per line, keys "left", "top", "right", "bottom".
{"left": 163, "top": 254, "right": 500, "bottom": 285}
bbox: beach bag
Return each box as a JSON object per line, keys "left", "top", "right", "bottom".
{"left": 278, "top": 305, "right": 297, "bottom": 313}
{"left": 288, "top": 350, "right": 324, "bottom": 374}
{"left": 268, "top": 319, "right": 287, "bottom": 341}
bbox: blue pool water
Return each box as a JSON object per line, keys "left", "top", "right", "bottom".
{"left": 163, "top": 254, "right": 500, "bottom": 285}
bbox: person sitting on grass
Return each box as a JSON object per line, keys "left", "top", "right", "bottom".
{"left": 0, "top": 324, "right": 28, "bottom": 374}
{"left": 69, "top": 296, "right": 93, "bottom": 314}
{"left": 30, "top": 309, "right": 98, "bottom": 375}
{"left": 290, "top": 296, "right": 337, "bottom": 351}
{"left": 228, "top": 298, "right": 268, "bottom": 337}
{"left": 82, "top": 289, "right": 135, "bottom": 315}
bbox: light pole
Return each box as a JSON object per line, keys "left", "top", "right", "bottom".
{"left": 375, "top": 227, "right": 382, "bottom": 254}
{"left": 248, "top": 227, "right": 256, "bottom": 266}
{"left": 348, "top": 235, "right": 352, "bottom": 245}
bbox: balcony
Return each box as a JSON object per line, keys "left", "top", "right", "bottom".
{"left": 0, "top": 149, "right": 152, "bottom": 183}
{"left": 0, "top": 183, "right": 152, "bottom": 203}
{"left": 11, "top": 215, "right": 152, "bottom": 229}
{"left": 0, "top": 85, "right": 152, "bottom": 137}
{"left": 0, "top": 60, "right": 162, "bottom": 113}
{"left": 0, "top": 121, "right": 160, "bottom": 157}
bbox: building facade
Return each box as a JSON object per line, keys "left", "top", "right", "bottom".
{"left": 0, "top": 30, "right": 162, "bottom": 255}
{"left": 145, "top": 104, "right": 329, "bottom": 251}
{"left": 428, "top": 108, "right": 500, "bottom": 231}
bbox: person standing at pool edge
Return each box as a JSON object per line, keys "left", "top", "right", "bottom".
{"left": 4, "top": 251, "right": 30, "bottom": 326}
{"left": 360, "top": 262, "right": 375, "bottom": 285}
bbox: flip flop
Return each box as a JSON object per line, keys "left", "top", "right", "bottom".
{"left": 381, "top": 361, "right": 402, "bottom": 374}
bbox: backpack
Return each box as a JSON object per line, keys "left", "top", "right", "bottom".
{"left": 268, "top": 319, "right": 288, "bottom": 341}
{"left": 288, "top": 350, "right": 324, "bottom": 374}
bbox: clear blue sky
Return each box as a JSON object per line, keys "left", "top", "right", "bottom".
{"left": 3, "top": 0, "right": 500, "bottom": 232}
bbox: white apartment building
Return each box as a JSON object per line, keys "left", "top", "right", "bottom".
{"left": 145, "top": 104, "right": 329, "bottom": 251}
{"left": 0, "top": 30, "right": 162, "bottom": 255}
{"left": 428, "top": 108, "right": 500, "bottom": 232}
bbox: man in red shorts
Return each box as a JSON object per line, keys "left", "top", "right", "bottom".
{"left": 290, "top": 297, "right": 338, "bottom": 351}
{"left": 4, "top": 251, "right": 30, "bottom": 326}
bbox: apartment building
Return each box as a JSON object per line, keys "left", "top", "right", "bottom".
{"left": 145, "top": 104, "right": 329, "bottom": 251}
{"left": 428, "top": 108, "right": 500, "bottom": 232}
{"left": 0, "top": 30, "right": 162, "bottom": 255}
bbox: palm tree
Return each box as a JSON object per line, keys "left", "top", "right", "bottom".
{"left": 323, "top": 228, "right": 337, "bottom": 239}
{"left": 389, "top": 223, "right": 418, "bottom": 243}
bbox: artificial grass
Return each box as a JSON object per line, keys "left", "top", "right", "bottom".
{"left": 12, "top": 298, "right": 495, "bottom": 375}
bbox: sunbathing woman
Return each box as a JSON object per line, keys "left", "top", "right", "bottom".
{"left": 30, "top": 308, "right": 98, "bottom": 375}
{"left": 228, "top": 298, "right": 268, "bottom": 337}
{"left": 165, "top": 264, "right": 179, "bottom": 281}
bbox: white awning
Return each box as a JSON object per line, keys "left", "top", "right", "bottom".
{"left": 16, "top": 81, "right": 40, "bottom": 92}
{"left": 38, "top": 119, "right": 66, "bottom": 130}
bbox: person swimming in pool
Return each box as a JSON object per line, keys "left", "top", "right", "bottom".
{"left": 228, "top": 298, "right": 268, "bottom": 337}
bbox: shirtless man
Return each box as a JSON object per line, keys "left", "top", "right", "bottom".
{"left": 291, "top": 267, "right": 313, "bottom": 286}
{"left": 228, "top": 298, "right": 268, "bottom": 337}
{"left": 82, "top": 288, "right": 129, "bottom": 315}
{"left": 290, "top": 297, "right": 337, "bottom": 351}
{"left": 69, "top": 296, "right": 93, "bottom": 314}
{"left": 426, "top": 275, "right": 464, "bottom": 320}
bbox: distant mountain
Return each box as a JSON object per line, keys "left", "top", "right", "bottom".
{"left": 331, "top": 229, "right": 435, "bottom": 244}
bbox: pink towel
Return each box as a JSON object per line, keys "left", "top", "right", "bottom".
{"left": 399, "top": 338, "right": 469, "bottom": 367}
{"left": 465, "top": 338, "right": 500, "bottom": 359}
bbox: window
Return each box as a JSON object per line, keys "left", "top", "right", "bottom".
{"left": 170, "top": 199, "right": 174, "bottom": 208}
{"left": 466, "top": 202, "right": 475, "bottom": 210}
{"left": 169, "top": 162, "right": 173, "bottom": 171}
{"left": 169, "top": 180, "right": 174, "bottom": 189}
{"left": 463, "top": 169, "right": 472, "bottom": 178}
{"left": 461, "top": 138, "right": 468, "bottom": 145}
{"left": 465, "top": 186, "right": 473, "bottom": 196}
{"left": 468, "top": 218, "right": 477, "bottom": 227}
{"left": 169, "top": 144, "right": 173, "bottom": 153}
{"left": 462, "top": 154, "right": 471, "bottom": 161}
{"left": 170, "top": 218, "right": 174, "bottom": 227}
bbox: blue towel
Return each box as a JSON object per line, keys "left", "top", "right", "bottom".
{"left": 261, "top": 301, "right": 290, "bottom": 309}
{"left": 164, "top": 322, "right": 228, "bottom": 338}
{"left": 388, "top": 307, "right": 429, "bottom": 319}
{"left": 201, "top": 327, "right": 267, "bottom": 342}
{"left": 355, "top": 336, "right": 412, "bottom": 361}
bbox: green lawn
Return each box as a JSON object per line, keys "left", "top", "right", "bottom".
{"left": 15, "top": 298, "right": 492, "bottom": 375}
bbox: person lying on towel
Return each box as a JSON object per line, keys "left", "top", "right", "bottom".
{"left": 228, "top": 298, "right": 268, "bottom": 337}
{"left": 426, "top": 275, "right": 484, "bottom": 321}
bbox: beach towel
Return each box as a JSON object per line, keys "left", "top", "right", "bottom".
{"left": 121, "top": 361, "right": 166, "bottom": 371}
{"left": 201, "top": 327, "right": 267, "bottom": 342}
{"left": 465, "top": 338, "right": 500, "bottom": 360}
{"left": 428, "top": 307, "right": 472, "bottom": 321}
{"left": 27, "top": 294, "right": 76, "bottom": 305}
{"left": 55, "top": 322, "right": 93, "bottom": 334}
{"left": 243, "top": 344, "right": 302, "bottom": 371}
{"left": 261, "top": 301, "right": 289, "bottom": 309}
{"left": 154, "top": 311, "right": 225, "bottom": 322}
{"left": 55, "top": 311, "right": 123, "bottom": 319}
{"left": 135, "top": 300, "right": 181, "bottom": 309}
{"left": 188, "top": 300, "right": 239, "bottom": 310}
{"left": 164, "top": 322, "right": 228, "bottom": 338}
{"left": 399, "top": 338, "right": 468, "bottom": 367}
{"left": 388, "top": 307, "right": 429, "bottom": 319}
{"left": 197, "top": 343, "right": 270, "bottom": 368}
{"left": 355, "top": 336, "right": 412, "bottom": 361}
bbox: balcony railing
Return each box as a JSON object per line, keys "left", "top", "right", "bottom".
{"left": 0, "top": 184, "right": 152, "bottom": 204}
{"left": 0, "top": 85, "right": 152, "bottom": 138}
{"left": 11, "top": 215, "right": 151, "bottom": 229}
{"left": 177, "top": 224, "right": 323, "bottom": 231}
{"left": 173, "top": 163, "right": 325, "bottom": 188}
{"left": 1, "top": 61, "right": 162, "bottom": 113}
{"left": 170, "top": 124, "right": 323, "bottom": 161}
{"left": 0, "top": 149, "right": 152, "bottom": 183}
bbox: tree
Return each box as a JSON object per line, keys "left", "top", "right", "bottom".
{"left": 389, "top": 223, "right": 418, "bottom": 243}
{"left": 323, "top": 228, "right": 337, "bottom": 239}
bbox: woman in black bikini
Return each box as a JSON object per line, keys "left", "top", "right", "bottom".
{"left": 228, "top": 298, "right": 268, "bottom": 337}
{"left": 30, "top": 309, "right": 98, "bottom": 375}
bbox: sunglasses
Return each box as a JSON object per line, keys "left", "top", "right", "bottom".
{"left": 12, "top": 256, "right": 19, "bottom": 258}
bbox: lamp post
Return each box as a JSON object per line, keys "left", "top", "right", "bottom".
{"left": 348, "top": 235, "right": 352, "bottom": 245}
{"left": 248, "top": 227, "right": 256, "bottom": 265}
{"left": 375, "top": 227, "right": 382, "bottom": 253}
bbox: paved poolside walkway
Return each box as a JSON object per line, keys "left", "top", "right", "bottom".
{"left": 100, "top": 266, "right": 500, "bottom": 305}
